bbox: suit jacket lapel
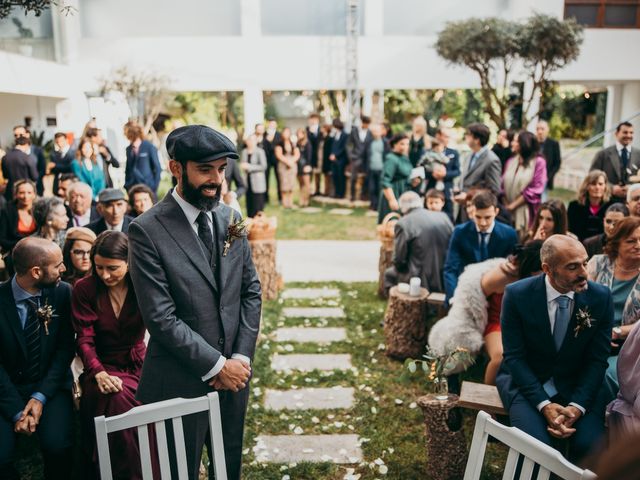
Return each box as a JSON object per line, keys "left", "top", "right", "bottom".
{"left": 559, "top": 290, "right": 588, "bottom": 351}
{"left": 213, "top": 208, "right": 229, "bottom": 291}
{"left": 0, "top": 283, "right": 27, "bottom": 358}
{"left": 533, "top": 275, "right": 556, "bottom": 353}
{"left": 465, "top": 149, "right": 485, "bottom": 178}
{"left": 610, "top": 147, "right": 622, "bottom": 181}
{"left": 156, "top": 195, "right": 218, "bottom": 293}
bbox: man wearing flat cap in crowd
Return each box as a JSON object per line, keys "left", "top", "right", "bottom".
{"left": 86, "top": 188, "right": 134, "bottom": 235}
{"left": 128, "top": 124, "right": 262, "bottom": 479}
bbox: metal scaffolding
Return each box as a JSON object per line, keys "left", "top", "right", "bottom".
{"left": 345, "top": 0, "right": 360, "bottom": 131}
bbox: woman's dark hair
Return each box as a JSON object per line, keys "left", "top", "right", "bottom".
{"left": 62, "top": 238, "right": 88, "bottom": 284}
{"left": 332, "top": 118, "right": 344, "bottom": 130}
{"left": 606, "top": 202, "right": 629, "bottom": 216}
{"left": 32, "top": 197, "right": 64, "bottom": 229}
{"left": 517, "top": 130, "right": 540, "bottom": 167}
{"left": 90, "top": 231, "right": 129, "bottom": 277}
{"left": 532, "top": 199, "right": 568, "bottom": 236}
{"left": 76, "top": 137, "right": 97, "bottom": 164}
{"left": 511, "top": 240, "right": 543, "bottom": 279}
{"left": 389, "top": 133, "right": 408, "bottom": 149}
{"left": 127, "top": 183, "right": 156, "bottom": 212}
{"left": 604, "top": 216, "right": 640, "bottom": 261}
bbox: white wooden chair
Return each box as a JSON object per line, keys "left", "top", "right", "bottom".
{"left": 464, "top": 411, "right": 597, "bottom": 480}
{"left": 94, "top": 392, "right": 227, "bottom": 480}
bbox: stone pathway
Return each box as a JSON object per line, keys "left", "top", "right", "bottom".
{"left": 328, "top": 208, "right": 354, "bottom": 216}
{"left": 254, "top": 286, "right": 365, "bottom": 467}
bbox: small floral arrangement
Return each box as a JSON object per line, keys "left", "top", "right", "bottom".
{"left": 407, "top": 346, "right": 474, "bottom": 382}
{"left": 223, "top": 210, "right": 249, "bottom": 256}
{"left": 36, "top": 301, "right": 57, "bottom": 335}
{"left": 574, "top": 307, "right": 595, "bottom": 337}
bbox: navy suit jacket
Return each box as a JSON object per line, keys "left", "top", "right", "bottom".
{"left": 0, "top": 280, "right": 74, "bottom": 421}
{"left": 330, "top": 132, "right": 349, "bottom": 166}
{"left": 443, "top": 220, "right": 517, "bottom": 301}
{"left": 496, "top": 275, "right": 613, "bottom": 411}
{"left": 125, "top": 140, "right": 161, "bottom": 192}
{"left": 425, "top": 147, "right": 460, "bottom": 199}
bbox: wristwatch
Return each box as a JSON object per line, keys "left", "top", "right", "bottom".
{"left": 613, "top": 326, "right": 622, "bottom": 337}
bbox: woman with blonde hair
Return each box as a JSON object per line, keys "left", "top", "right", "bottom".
{"left": 567, "top": 169, "right": 612, "bottom": 241}
{"left": 409, "top": 116, "right": 431, "bottom": 167}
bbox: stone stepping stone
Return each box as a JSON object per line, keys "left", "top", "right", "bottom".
{"left": 299, "top": 207, "right": 322, "bottom": 214}
{"left": 274, "top": 327, "right": 346, "bottom": 343}
{"left": 281, "top": 288, "right": 340, "bottom": 299}
{"left": 271, "top": 353, "right": 352, "bottom": 372}
{"left": 253, "top": 434, "right": 362, "bottom": 464}
{"left": 282, "top": 307, "right": 345, "bottom": 318}
{"left": 365, "top": 210, "right": 378, "bottom": 217}
{"left": 264, "top": 386, "right": 355, "bottom": 410}
{"left": 328, "top": 208, "right": 353, "bottom": 216}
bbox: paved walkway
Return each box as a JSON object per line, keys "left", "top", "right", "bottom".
{"left": 253, "top": 287, "right": 365, "bottom": 467}
{"left": 276, "top": 240, "right": 379, "bottom": 282}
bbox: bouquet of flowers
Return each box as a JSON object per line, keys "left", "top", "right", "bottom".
{"left": 407, "top": 346, "right": 474, "bottom": 399}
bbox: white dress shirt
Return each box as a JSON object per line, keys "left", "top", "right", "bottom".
{"left": 616, "top": 141, "right": 632, "bottom": 157}
{"left": 171, "top": 188, "right": 250, "bottom": 381}
{"left": 537, "top": 276, "right": 585, "bottom": 414}
{"left": 73, "top": 210, "right": 92, "bottom": 227}
{"left": 106, "top": 220, "right": 124, "bottom": 232}
{"left": 475, "top": 221, "right": 495, "bottom": 246}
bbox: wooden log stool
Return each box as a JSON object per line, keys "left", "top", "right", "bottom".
{"left": 377, "top": 212, "right": 400, "bottom": 298}
{"left": 248, "top": 213, "right": 279, "bottom": 301}
{"left": 383, "top": 286, "right": 429, "bottom": 360}
{"left": 418, "top": 394, "right": 467, "bottom": 480}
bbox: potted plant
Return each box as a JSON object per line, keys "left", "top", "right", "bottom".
{"left": 12, "top": 17, "right": 34, "bottom": 57}
{"left": 407, "top": 346, "right": 473, "bottom": 399}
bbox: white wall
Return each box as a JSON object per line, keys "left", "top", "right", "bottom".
{"left": 0, "top": 93, "right": 60, "bottom": 148}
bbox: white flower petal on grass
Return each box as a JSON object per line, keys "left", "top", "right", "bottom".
{"left": 293, "top": 426, "right": 304, "bottom": 435}
{"left": 371, "top": 407, "right": 377, "bottom": 414}
{"left": 282, "top": 475, "right": 290, "bottom": 480}
{"left": 409, "top": 402, "right": 417, "bottom": 409}
{"left": 394, "top": 399, "right": 403, "bottom": 405}
{"left": 379, "top": 465, "right": 389, "bottom": 475}
{"left": 374, "top": 458, "right": 385, "bottom": 466}
{"left": 311, "top": 416, "right": 320, "bottom": 423}
{"left": 388, "top": 448, "right": 395, "bottom": 454}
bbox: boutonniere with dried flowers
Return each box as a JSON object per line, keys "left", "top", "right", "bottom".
{"left": 36, "top": 301, "right": 57, "bottom": 335}
{"left": 223, "top": 210, "right": 249, "bottom": 257}
{"left": 574, "top": 306, "right": 595, "bottom": 337}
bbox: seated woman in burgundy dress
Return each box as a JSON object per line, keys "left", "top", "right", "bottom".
{"left": 428, "top": 240, "right": 543, "bottom": 385}
{"left": 71, "top": 231, "right": 154, "bottom": 479}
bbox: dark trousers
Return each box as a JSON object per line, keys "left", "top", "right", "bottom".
{"left": 0, "top": 389, "right": 74, "bottom": 480}
{"left": 507, "top": 391, "right": 606, "bottom": 463}
{"left": 349, "top": 160, "right": 363, "bottom": 201}
{"left": 246, "top": 180, "right": 266, "bottom": 218}
{"left": 168, "top": 388, "right": 249, "bottom": 480}
{"left": 368, "top": 170, "right": 382, "bottom": 210}
{"left": 265, "top": 159, "right": 281, "bottom": 203}
{"left": 332, "top": 160, "right": 347, "bottom": 199}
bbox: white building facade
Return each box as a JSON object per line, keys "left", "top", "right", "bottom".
{"left": 0, "top": 0, "right": 638, "bottom": 150}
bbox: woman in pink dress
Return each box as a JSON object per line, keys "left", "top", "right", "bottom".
{"left": 71, "top": 231, "right": 155, "bottom": 479}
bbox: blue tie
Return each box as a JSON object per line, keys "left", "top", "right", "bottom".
{"left": 468, "top": 152, "right": 478, "bottom": 172}
{"left": 479, "top": 232, "right": 489, "bottom": 261}
{"left": 554, "top": 295, "right": 571, "bottom": 350}
{"left": 621, "top": 147, "right": 630, "bottom": 173}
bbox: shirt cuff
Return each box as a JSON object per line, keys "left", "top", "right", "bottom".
{"left": 569, "top": 402, "right": 586, "bottom": 415}
{"left": 12, "top": 410, "right": 23, "bottom": 423}
{"left": 31, "top": 392, "right": 47, "bottom": 406}
{"left": 231, "top": 354, "right": 251, "bottom": 366}
{"left": 536, "top": 400, "right": 551, "bottom": 412}
{"left": 201, "top": 356, "right": 226, "bottom": 382}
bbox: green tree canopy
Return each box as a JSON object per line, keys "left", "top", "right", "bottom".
{"left": 435, "top": 13, "right": 583, "bottom": 129}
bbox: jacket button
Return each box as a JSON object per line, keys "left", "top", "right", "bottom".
{"left": 218, "top": 338, "right": 225, "bottom": 346}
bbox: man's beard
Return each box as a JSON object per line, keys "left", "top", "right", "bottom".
{"left": 181, "top": 170, "right": 221, "bottom": 211}
{"left": 36, "top": 273, "right": 60, "bottom": 290}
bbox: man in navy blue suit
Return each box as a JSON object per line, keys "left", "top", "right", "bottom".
{"left": 443, "top": 191, "right": 517, "bottom": 303}
{"left": 329, "top": 119, "right": 349, "bottom": 199}
{"left": 497, "top": 235, "right": 613, "bottom": 462}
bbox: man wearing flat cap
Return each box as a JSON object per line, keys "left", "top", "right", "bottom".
{"left": 87, "top": 188, "right": 134, "bottom": 235}
{"left": 128, "top": 125, "right": 262, "bottom": 480}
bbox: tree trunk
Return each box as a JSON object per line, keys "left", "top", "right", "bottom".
{"left": 249, "top": 239, "right": 279, "bottom": 301}
{"left": 383, "top": 286, "right": 429, "bottom": 360}
{"left": 378, "top": 244, "right": 394, "bottom": 298}
{"left": 418, "top": 394, "right": 467, "bottom": 480}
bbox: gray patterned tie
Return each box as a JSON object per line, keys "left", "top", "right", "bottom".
{"left": 554, "top": 295, "right": 571, "bottom": 350}
{"left": 24, "top": 297, "right": 42, "bottom": 382}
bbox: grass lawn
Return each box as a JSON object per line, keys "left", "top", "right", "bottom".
{"left": 242, "top": 281, "right": 508, "bottom": 480}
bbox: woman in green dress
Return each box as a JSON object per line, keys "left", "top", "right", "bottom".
{"left": 378, "top": 134, "right": 413, "bottom": 223}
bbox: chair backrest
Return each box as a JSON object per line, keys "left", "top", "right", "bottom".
{"left": 464, "top": 411, "right": 597, "bottom": 480}
{"left": 94, "top": 392, "right": 227, "bottom": 480}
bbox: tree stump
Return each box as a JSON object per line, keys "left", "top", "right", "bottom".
{"left": 378, "top": 243, "right": 394, "bottom": 298}
{"left": 418, "top": 394, "right": 467, "bottom": 480}
{"left": 383, "top": 286, "right": 429, "bottom": 360}
{"left": 249, "top": 239, "right": 279, "bottom": 301}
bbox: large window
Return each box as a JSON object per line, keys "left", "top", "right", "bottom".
{"left": 261, "top": 0, "right": 364, "bottom": 35}
{"left": 565, "top": 0, "right": 640, "bottom": 28}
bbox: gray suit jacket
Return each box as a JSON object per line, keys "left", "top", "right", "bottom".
{"left": 590, "top": 145, "right": 640, "bottom": 187}
{"left": 388, "top": 208, "right": 453, "bottom": 293}
{"left": 129, "top": 192, "right": 262, "bottom": 402}
{"left": 241, "top": 147, "right": 268, "bottom": 194}
{"left": 461, "top": 147, "right": 502, "bottom": 194}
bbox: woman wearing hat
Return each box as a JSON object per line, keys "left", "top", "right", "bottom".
{"left": 62, "top": 227, "right": 97, "bottom": 286}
